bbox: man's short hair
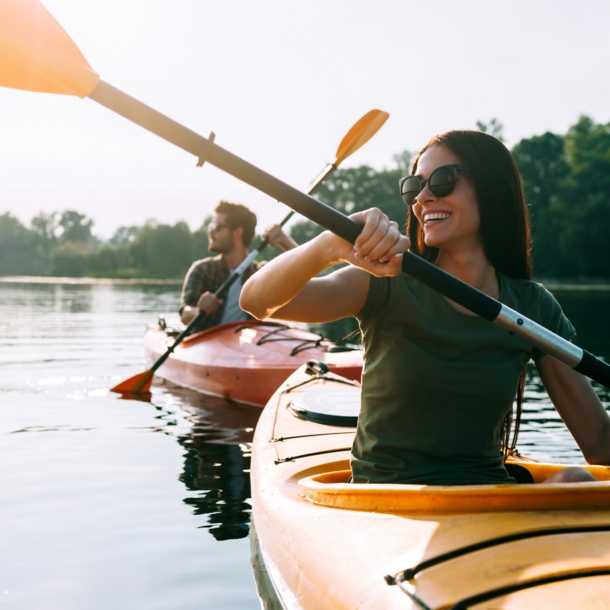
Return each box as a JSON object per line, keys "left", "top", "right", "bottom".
{"left": 214, "top": 201, "right": 257, "bottom": 247}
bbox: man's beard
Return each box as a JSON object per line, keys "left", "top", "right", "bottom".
{"left": 208, "top": 239, "right": 231, "bottom": 254}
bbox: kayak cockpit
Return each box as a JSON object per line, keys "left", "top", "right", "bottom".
{"left": 298, "top": 461, "right": 610, "bottom": 514}
{"left": 253, "top": 365, "right": 610, "bottom": 610}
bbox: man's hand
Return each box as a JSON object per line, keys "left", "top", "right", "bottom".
{"left": 263, "top": 224, "right": 298, "bottom": 251}
{"left": 197, "top": 291, "right": 223, "bottom": 315}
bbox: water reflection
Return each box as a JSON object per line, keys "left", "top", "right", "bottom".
{"left": 152, "top": 382, "right": 260, "bottom": 541}
{"left": 1, "top": 281, "right": 262, "bottom": 610}
{"left": 181, "top": 443, "right": 252, "bottom": 541}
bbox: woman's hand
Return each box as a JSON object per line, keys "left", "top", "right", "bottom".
{"left": 241, "top": 207, "right": 409, "bottom": 322}
{"left": 329, "top": 208, "right": 410, "bottom": 277}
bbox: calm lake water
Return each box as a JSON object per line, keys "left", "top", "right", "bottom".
{"left": 2, "top": 279, "right": 610, "bottom": 609}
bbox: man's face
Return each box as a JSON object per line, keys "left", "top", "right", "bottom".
{"left": 207, "top": 213, "right": 234, "bottom": 254}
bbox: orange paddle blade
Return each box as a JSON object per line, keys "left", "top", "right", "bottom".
{"left": 111, "top": 369, "right": 154, "bottom": 394}
{"left": 334, "top": 109, "right": 389, "bottom": 165}
{"left": 0, "top": 0, "right": 99, "bottom": 96}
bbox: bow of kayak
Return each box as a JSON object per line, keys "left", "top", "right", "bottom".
{"left": 251, "top": 365, "right": 610, "bottom": 609}
{"left": 144, "top": 319, "right": 363, "bottom": 406}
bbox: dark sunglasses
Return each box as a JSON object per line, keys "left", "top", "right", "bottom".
{"left": 399, "top": 164, "right": 471, "bottom": 206}
{"left": 207, "top": 222, "right": 230, "bottom": 234}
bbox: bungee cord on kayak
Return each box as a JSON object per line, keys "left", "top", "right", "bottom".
{"left": 386, "top": 523, "right": 610, "bottom": 584}
{"left": 445, "top": 569, "right": 610, "bottom": 610}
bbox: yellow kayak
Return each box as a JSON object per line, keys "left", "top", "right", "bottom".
{"left": 250, "top": 363, "right": 610, "bottom": 609}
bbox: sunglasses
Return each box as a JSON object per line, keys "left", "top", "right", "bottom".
{"left": 207, "top": 222, "right": 230, "bottom": 234}
{"left": 399, "top": 164, "right": 471, "bottom": 206}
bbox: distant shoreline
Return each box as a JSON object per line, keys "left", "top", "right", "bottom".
{"left": 0, "top": 275, "right": 182, "bottom": 285}
{"left": 544, "top": 284, "right": 610, "bottom": 292}
{"left": 1, "top": 275, "right": 610, "bottom": 291}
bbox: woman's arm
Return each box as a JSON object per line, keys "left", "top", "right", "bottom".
{"left": 240, "top": 208, "right": 409, "bottom": 323}
{"left": 536, "top": 354, "right": 610, "bottom": 464}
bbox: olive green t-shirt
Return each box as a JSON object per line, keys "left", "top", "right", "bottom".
{"left": 352, "top": 273, "right": 576, "bottom": 486}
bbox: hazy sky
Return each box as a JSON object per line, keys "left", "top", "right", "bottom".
{"left": 1, "top": 0, "right": 609, "bottom": 239}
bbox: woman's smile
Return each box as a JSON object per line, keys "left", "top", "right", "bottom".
{"left": 422, "top": 210, "right": 452, "bottom": 225}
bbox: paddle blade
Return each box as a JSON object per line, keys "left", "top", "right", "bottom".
{"left": 0, "top": 0, "right": 99, "bottom": 97}
{"left": 334, "top": 109, "right": 390, "bottom": 165}
{"left": 111, "top": 369, "right": 154, "bottom": 394}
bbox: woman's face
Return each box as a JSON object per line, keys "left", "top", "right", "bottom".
{"left": 412, "top": 145, "right": 481, "bottom": 252}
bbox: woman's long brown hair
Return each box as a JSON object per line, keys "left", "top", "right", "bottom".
{"left": 408, "top": 130, "right": 533, "bottom": 458}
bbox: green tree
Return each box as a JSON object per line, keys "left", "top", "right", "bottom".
{"left": 561, "top": 116, "right": 610, "bottom": 278}
{"left": 86, "top": 246, "right": 119, "bottom": 276}
{"left": 191, "top": 217, "right": 212, "bottom": 261}
{"left": 109, "top": 225, "right": 140, "bottom": 245}
{"left": 30, "top": 211, "right": 58, "bottom": 255}
{"left": 477, "top": 118, "right": 505, "bottom": 142}
{"left": 58, "top": 210, "right": 93, "bottom": 243}
{"left": 52, "top": 241, "right": 90, "bottom": 276}
{"left": 512, "top": 131, "right": 570, "bottom": 277}
{"left": 127, "top": 220, "right": 197, "bottom": 278}
{"left": 0, "top": 213, "right": 47, "bottom": 275}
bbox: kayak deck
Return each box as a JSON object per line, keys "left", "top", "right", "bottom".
{"left": 143, "top": 319, "right": 363, "bottom": 406}
{"left": 251, "top": 365, "right": 610, "bottom": 609}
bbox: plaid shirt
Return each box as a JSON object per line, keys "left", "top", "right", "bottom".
{"left": 180, "top": 255, "right": 259, "bottom": 333}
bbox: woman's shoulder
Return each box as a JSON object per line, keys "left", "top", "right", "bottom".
{"left": 499, "top": 273, "right": 573, "bottom": 333}
{"left": 499, "top": 273, "right": 555, "bottom": 304}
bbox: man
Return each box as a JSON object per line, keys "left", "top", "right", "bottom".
{"left": 180, "top": 200, "right": 296, "bottom": 332}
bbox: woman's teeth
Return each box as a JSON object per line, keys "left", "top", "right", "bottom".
{"left": 424, "top": 212, "right": 450, "bottom": 224}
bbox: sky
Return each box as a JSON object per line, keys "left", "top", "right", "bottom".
{"left": 1, "top": 0, "right": 610, "bottom": 239}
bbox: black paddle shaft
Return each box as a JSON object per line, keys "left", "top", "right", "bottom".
{"left": 88, "top": 80, "right": 610, "bottom": 389}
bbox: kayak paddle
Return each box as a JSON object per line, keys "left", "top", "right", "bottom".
{"left": 110, "top": 109, "right": 389, "bottom": 394}
{"left": 1, "top": 1, "right": 610, "bottom": 390}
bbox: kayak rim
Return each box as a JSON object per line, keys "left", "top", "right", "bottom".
{"left": 299, "top": 468, "right": 610, "bottom": 513}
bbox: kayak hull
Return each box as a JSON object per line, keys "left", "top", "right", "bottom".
{"left": 144, "top": 320, "right": 362, "bottom": 407}
{"left": 251, "top": 366, "right": 610, "bottom": 609}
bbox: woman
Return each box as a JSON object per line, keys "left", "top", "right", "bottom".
{"left": 240, "top": 130, "right": 610, "bottom": 485}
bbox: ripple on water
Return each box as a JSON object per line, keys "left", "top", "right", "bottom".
{"left": 1, "top": 282, "right": 260, "bottom": 610}
{"left": 2, "top": 281, "right": 610, "bottom": 609}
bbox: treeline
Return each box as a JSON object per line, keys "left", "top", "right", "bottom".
{"left": 1, "top": 115, "right": 610, "bottom": 280}
{"left": 0, "top": 210, "right": 213, "bottom": 278}
{"left": 293, "top": 115, "right": 610, "bottom": 281}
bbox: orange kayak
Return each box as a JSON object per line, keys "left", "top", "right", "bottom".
{"left": 143, "top": 320, "right": 362, "bottom": 406}
{"left": 251, "top": 365, "right": 610, "bottom": 609}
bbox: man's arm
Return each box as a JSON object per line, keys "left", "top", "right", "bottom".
{"left": 263, "top": 224, "right": 298, "bottom": 252}
{"left": 179, "top": 260, "right": 223, "bottom": 325}
{"left": 180, "top": 293, "right": 223, "bottom": 325}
